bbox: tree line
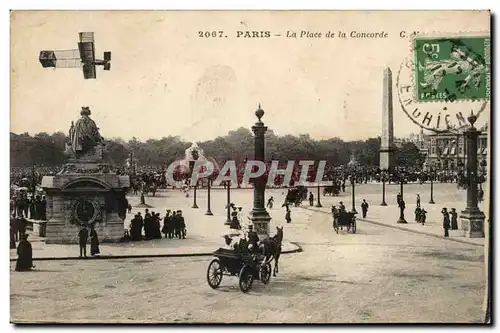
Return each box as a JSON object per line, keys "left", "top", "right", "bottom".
{"left": 10, "top": 128, "right": 425, "bottom": 169}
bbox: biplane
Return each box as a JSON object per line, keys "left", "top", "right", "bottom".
{"left": 39, "top": 32, "right": 111, "bottom": 79}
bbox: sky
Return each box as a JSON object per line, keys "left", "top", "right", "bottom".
{"left": 10, "top": 10, "right": 490, "bottom": 142}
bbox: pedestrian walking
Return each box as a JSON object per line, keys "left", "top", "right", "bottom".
{"left": 89, "top": 224, "right": 100, "bottom": 256}
{"left": 78, "top": 226, "right": 89, "bottom": 258}
{"left": 416, "top": 194, "right": 421, "bottom": 208}
{"left": 285, "top": 209, "right": 291, "bottom": 224}
{"left": 442, "top": 208, "right": 451, "bottom": 237}
{"left": 361, "top": 199, "right": 369, "bottom": 218}
{"left": 267, "top": 196, "right": 274, "bottom": 209}
{"left": 398, "top": 198, "right": 406, "bottom": 219}
{"left": 450, "top": 208, "right": 458, "bottom": 230}
{"left": 309, "top": 192, "right": 314, "bottom": 207}
{"left": 414, "top": 206, "right": 422, "bottom": 222}
{"left": 419, "top": 209, "right": 427, "bottom": 225}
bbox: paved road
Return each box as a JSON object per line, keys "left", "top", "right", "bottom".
{"left": 11, "top": 207, "right": 485, "bottom": 323}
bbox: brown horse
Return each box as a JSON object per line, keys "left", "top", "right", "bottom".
{"left": 261, "top": 226, "right": 284, "bottom": 277}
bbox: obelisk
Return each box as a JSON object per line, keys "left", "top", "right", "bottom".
{"left": 380, "top": 67, "right": 395, "bottom": 170}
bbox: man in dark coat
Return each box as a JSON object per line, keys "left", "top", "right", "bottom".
{"left": 177, "top": 210, "right": 186, "bottom": 239}
{"left": 247, "top": 225, "right": 260, "bottom": 254}
{"left": 442, "top": 208, "right": 451, "bottom": 237}
{"left": 398, "top": 198, "right": 406, "bottom": 219}
{"left": 40, "top": 196, "right": 47, "bottom": 220}
{"left": 29, "top": 197, "right": 36, "bottom": 220}
{"left": 450, "top": 208, "right": 459, "bottom": 230}
{"left": 415, "top": 206, "right": 422, "bottom": 223}
{"left": 309, "top": 192, "right": 314, "bottom": 207}
{"left": 144, "top": 211, "right": 153, "bottom": 240}
{"left": 167, "top": 211, "right": 175, "bottom": 239}
{"left": 130, "top": 214, "right": 142, "bottom": 241}
{"left": 172, "top": 211, "right": 180, "bottom": 239}
{"left": 361, "top": 199, "right": 369, "bottom": 218}
{"left": 78, "top": 226, "right": 89, "bottom": 258}
{"left": 162, "top": 210, "right": 171, "bottom": 239}
{"left": 419, "top": 209, "right": 427, "bottom": 225}
{"left": 154, "top": 213, "right": 162, "bottom": 239}
{"left": 15, "top": 234, "right": 33, "bottom": 271}
{"left": 285, "top": 209, "right": 291, "bottom": 224}
{"left": 17, "top": 214, "right": 27, "bottom": 240}
{"left": 11, "top": 214, "right": 18, "bottom": 242}
{"left": 396, "top": 193, "right": 402, "bottom": 206}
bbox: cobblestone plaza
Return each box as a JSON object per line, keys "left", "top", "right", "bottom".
{"left": 10, "top": 183, "right": 487, "bottom": 323}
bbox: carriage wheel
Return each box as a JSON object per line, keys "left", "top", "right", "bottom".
{"left": 352, "top": 219, "right": 357, "bottom": 234}
{"left": 207, "top": 259, "right": 223, "bottom": 289}
{"left": 260, "top": 263, "right": 272, "bottom": 284}
{"left": 239, "top": 265, "right": 254, "bottom": 293}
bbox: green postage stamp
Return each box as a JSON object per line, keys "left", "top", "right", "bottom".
{"left": 413, "top": 34, "right": 490, "bottom": 102}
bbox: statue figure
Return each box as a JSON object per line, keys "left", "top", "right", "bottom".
{"left": 69, "top": 107, "right": 104, "bottom": 154}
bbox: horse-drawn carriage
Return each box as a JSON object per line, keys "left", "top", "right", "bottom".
{"left": 323, "top": 185, "right": 340, "bottom": 196}
{"left": 332, "top": 210, "right": 357, "bottom": 234}
{"left": 284, "top": 186, "right": 308, "bottom": 207}
{"left": 207, "top": 226, "right": 283, "bottom": 293}
{"left": 206, "top": 248, "right": 272, "bottom": 293}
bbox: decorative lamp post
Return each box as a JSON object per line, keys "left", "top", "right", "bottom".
{"left": 380, "top": 169, "right": 387, "bottom": 206}
{"left": 248, "top": 104, "right": 272, "bottom": 238}
{"left": 316, "top": 175, "right": 323, "bottom": 208}
{"left": 225, "top": 180, "right": 231, "bottom": 225}
{"left": 188, "top": 160, "right": 199, "bottom": 209}
{"left": 460, "top": 113, "right": 485, "bottom": 238}
{"left": 429, "top": 163, "right": 435, "bottom": 204}
{"left": 350, "top": 171, "right": 357, "bottom": 214}
{"left": 205, "top": 177, "right": 213, "bottom": 216}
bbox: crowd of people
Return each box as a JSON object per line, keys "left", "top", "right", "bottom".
{"left": 127, "top": 209, "right": 187, "bottom": 241}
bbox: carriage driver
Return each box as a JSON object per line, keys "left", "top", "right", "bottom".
{"left": 246, "top": 224, "right": 260, "bottom": 254}
{"left": 338, "top": 201, "right": 346, "bottom": 213}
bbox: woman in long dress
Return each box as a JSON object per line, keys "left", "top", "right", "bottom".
{"left": 15, "top": 234, "right": 33, "bottom": 271}
{"left": 89, "top": 224, "right": 100, "bottom": 256}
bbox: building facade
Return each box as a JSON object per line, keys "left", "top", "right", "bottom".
{"left": 425, "top": 125, "right": 488, "bottom": 171}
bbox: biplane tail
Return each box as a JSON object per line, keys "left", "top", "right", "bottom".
{"left": 103, "top": 52, "right": 111, "bottom": 70}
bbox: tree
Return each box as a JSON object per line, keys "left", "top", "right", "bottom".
{"left": 394, "top": 142, "right": 425, "bottom": 169}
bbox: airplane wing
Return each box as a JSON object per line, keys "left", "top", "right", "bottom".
{"left": 78, "top": 32, "right": 96, "bottom": 79}
{"left": 82, "top": 63, "right": 96, "bottom": 79}
{"left": 78, "top": 32, "right": 96, "bottom": 64}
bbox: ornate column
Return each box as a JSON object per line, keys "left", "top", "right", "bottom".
{"left": 460, "top": 113, "right": 485, "bottom": 238}
{"left": 248, "top": 104, "right": 271, "bottom": 238}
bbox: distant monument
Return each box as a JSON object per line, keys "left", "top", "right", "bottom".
{"left": 380, "top": 67, "right": 396, "bottom": 170}
{"left": 41, "top": 107, "right": 130, "bottom": 243}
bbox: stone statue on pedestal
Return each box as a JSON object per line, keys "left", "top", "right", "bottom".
{"left": 42, "top": 107, "right": 130, "bottom": 244}
{"left": 66, "top": 107, "right": 104, "bottom": 160}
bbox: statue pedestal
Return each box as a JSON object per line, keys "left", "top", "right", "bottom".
{"left": 42, "top": 168, "right": 130, "bottom": 244}
{"left": 460, "top": 208, "right": 485, "bottom": 238}
{"left": 248, "top": 208, "right": 271, "bottom": 239}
